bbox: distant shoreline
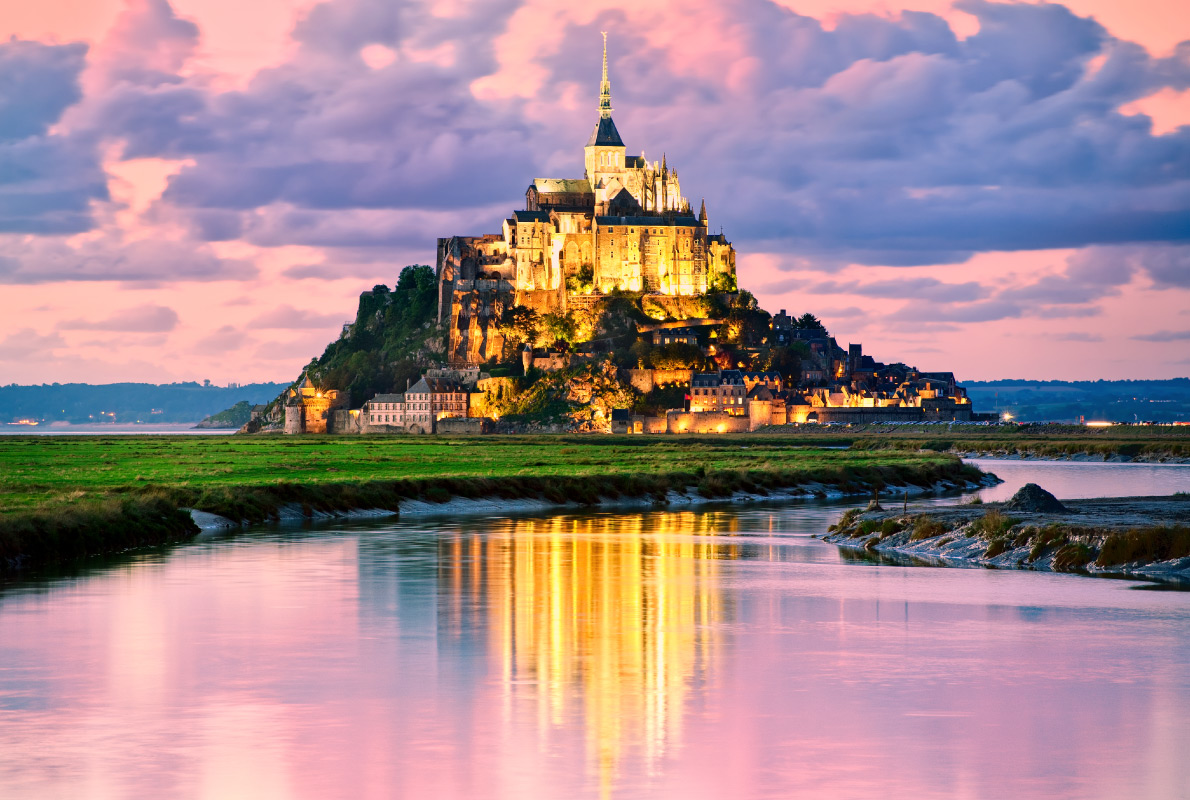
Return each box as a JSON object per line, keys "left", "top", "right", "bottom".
{"left": 0, "top": 423, "right": 234, "bottom": 436}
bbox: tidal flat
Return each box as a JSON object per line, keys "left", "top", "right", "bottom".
{"left": 0, "top": 434, "right": 982, "bottom": 571}
{"left": 825, "top": 492, "right": 1190, "bottom": 582}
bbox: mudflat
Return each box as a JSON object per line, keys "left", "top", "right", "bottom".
{"left": 826, "top": 490, "right": 1190, "bottom": 582}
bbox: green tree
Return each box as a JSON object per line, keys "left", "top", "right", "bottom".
{"left": 795, "top": 312, "right": 826, "bottom": 333}
{"left": 541, "top": 311, "right": 577, "bottom": 347}
{"left": 300, "top": 264, "right": 441, "bottom": 406}
{"left": 652, "top": 342, "right": 709, "bottom": 371}
{"left": 501, "top": 306, "right": 542, "bottom": 347}
{"left": 764, "top": 343, "right": 808, "bottom": 383}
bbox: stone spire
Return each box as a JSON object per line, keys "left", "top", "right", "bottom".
{"left": 699, "top": 199, "right": 708, "bottom": 225}
{"left": 599, "top": 31, "right": 612, "bottom": 119}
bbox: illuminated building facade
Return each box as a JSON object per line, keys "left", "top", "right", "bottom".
{"left": 437, "top": 33, "right": 738, "bottom": 364}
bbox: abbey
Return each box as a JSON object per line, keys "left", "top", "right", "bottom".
{"left": 438, "top": 33, "right": 737, "bottom": 364}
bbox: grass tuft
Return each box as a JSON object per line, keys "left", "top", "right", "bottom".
{"left": 971, "top": 509, "right": 1020, "bottom": 539}
{"left": 1095, "top": 526, "right": 1190, "bottom": 567}
{"left": 910, "top": 516, "right": 949, "bottom": 541}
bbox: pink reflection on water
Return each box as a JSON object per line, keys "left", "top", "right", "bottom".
{"left": 0, "top": 508, "right": 1187, "bottom": 799}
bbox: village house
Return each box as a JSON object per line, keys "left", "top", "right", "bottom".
{"left": 690, "top": 370, "right": 747, "bottom": 415}
{"left": 404, "top": 376, "right": 469, "bottom": 432}
{"left": 363, "top": 393, "right": 406, "bottom": 428}
{"left": 651, "top": 327, "right": 700, "bottom": 347}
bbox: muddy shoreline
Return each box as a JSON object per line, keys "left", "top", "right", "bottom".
{"left": 824, "top": 494, "right": 1190, "bottom": 582}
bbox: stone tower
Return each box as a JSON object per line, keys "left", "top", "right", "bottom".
{"left": 583, "top": 32, "right": 627, "bottom": 208}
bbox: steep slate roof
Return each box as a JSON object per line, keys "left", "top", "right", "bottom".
{"left": 512, "top": 210, "right": 551, "bottom": 223}
{"left": 595, "top": 215, "right": 701, "bottom": 227}
{"left": 368, "top": 394, "right": 404, "bottom": 405}
{"left": 692, "top": 370, "right": 745, "bottom": 388}
{"left": 586, "top": 116, "right": 625, "bottom": 147}
{"left": 409, "top": 376, "right": 466, "bottom": 395}
{"left": 532, "top": 178, "right": 592, "bottom": 194}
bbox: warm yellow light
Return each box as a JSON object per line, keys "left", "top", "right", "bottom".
{"left": 1085, "top": 421, "right": 1114, "bottom": 427}
{"left": 716, "top": 423, "right": 726, "bottom": 433}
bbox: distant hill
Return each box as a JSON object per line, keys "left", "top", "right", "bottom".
{"left": 0, "top": 382, "right": 289, "bottom": 426}
{"left": 194, "top": 400, "right": 256, "bottom": 429}
{"left": 963, "top": 379, "right": 1190, "bottom": 423}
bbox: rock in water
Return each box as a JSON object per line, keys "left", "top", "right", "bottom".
{"left": 1003, "top": 483, "right": 1068, "bottom": 513}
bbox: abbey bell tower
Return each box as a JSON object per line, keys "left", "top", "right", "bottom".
{"left": 583, "top": 31, "right": 627, "bottom": 207}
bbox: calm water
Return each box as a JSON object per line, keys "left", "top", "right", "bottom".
{"left": 1, "top": 464, "right": 1188, "bottom": 799}
{"left": 967, "top": 458, "right": 1190, "bottom": 502}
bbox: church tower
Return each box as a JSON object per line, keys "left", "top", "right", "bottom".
{"left": 583, "top": 32, "right": 627, "bottom": 209}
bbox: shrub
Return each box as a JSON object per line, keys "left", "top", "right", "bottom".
{"left": 1095, "top": 526, "right": 1190, "bottom": 567}
{"left": 1029, "top": 525, "right": 1068, "bottom": 562}
{"left": 984, "top": 538, "right": 1008, "bottom": 558}
{"left": 971, "top": 509, "right": 1019, "bottom": 539}
{"left": 1013, "top": 526, "right": 1036, "bottom": 548}
{"left": 910, "top": 517, "right": 948, "bottom": 541}
{"left": 880, "top": 518, "right": 904, "bottom": 537}
{"left": 859, "top": 519, "right": 882, "bottom": 536}
{"left": 1053, "top": 542, "right": 1095, "bottom": 571}
{"left": 829, "top": 508, "right": 862, "bottom": 533}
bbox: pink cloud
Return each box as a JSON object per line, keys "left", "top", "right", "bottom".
{"left": 247, "top": 305, "right": 348, "bottom": 330}
{"left": 59, "top": 303, "right": 179, "bottom": 332}
{"left": 0, "top": 0, "right": 1185, "bottom": 384}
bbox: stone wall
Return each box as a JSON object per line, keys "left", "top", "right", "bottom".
{"left": 783, "top": 406, "right": 968, "bottom": 424}
{"left": 470, "top": 376, "right": 519, "bottom": 418}
{"left": 747, "top": 399, "right": 772, "bottom": 431}
{"left": 633, "top": 415, "right": 668, "bottom": 434}
{"left": 639, "top": 293, "right": 719, "bottom": 321}
{"left": 624, "top": 368, "right": 693, "bottom": 393}
{"left": 436, "top": 417, "right": 491, "bottom": 435}
{"left": 665, "top": 410, "right": 749, "bottom": 434}
{"left": 329, "top": 409, "right": 363, "bottom": 434}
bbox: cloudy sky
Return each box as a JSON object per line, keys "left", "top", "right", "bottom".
{"left": 1, "top": 0, "right": 1187, "bottom": 384}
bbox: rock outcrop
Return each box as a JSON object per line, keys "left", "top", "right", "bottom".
{"left": 1003, "top": 483, "right": 1068, "bottom": 513}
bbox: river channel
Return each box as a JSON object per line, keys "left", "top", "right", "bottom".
{"left": 1, "top": 461, "right": 1187, "bottom": 799}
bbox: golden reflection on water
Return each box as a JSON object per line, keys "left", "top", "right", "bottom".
{"left": 439, "top": 511, "right": 743, "bottom": 795}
